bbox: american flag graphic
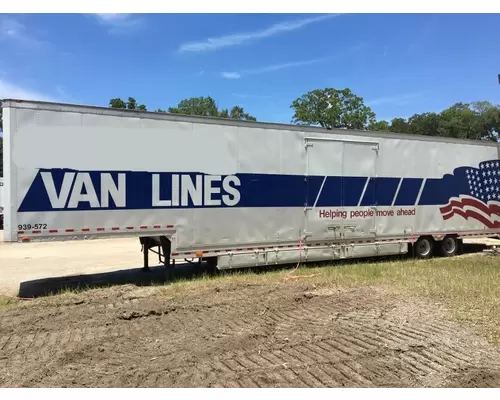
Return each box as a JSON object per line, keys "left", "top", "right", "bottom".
{"left": 439, "top": 159, "right": 500, "bottom": 229}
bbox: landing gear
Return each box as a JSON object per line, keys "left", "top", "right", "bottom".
{"left": 139, "top": 236, "right": 172, "bottom": 271}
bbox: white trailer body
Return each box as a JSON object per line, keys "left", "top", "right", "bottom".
{"left": 2, "top": 99, "right": 499, "bottom": 268}
{"left": 0, "top": 177, "right": 4, "bottom": 229}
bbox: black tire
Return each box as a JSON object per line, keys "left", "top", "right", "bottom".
{"left": 413, "top": 236, "right": 434, "bottom": 259}
{"left": 439, "top": 235, "right": 459, "bottom": 257}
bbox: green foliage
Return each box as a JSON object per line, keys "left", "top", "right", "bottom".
{"left": 167, "top": 96, "right": 257, "bottom": 121}
{"left": 289, "top": 87, "right": 499, "bottom": 142}
{"left": 109, "top": 97, "right": 147, "bottom": 111}
{"left": 367, "top": 120, "right": 390, "bottom": 132}
{"left": 109, "top": 98, "right": 126, "bottom": 109}
{"left": 168, "top": 96, "right": 220, "bottom": 118}
{"left": 290, "top": 88, "right": 376, "bottom": 130}
{"left": 228, "top": 105, "right": 257, "bottom": 121}
{"left": 388, "top": 118, "right": 410, "bottom": 133}
{"left": 105, "top": 92, "right": 499, "bottom": 143}
{"left": 407, "top": 112, "right": 442, "bottom": 136}
{"left": 126, "top": 97, "right": 137, "bottom": 110}
{"left": 109, "top": 95, "right": 257, "bottom": 121}
{"left": 436, "top": 101, "right": 500, "bottom": 141}
{"left": 383, "top": 102, "right": 500, "bottom": 141}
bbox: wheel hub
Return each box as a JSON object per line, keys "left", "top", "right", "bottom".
{"left": 443, "top": 237, "right": 456, "bottom": 254}
{"left": 418, "top": 239, "right": 431, "bottom": 256}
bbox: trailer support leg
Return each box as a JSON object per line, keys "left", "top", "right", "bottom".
{"left": 140, "top": 237, "right": 151, "bottom": 272}
{"left": 143, "top": 240, "right": 150, "bottom": 272}
{"left": 139, "top": 236, "right": 172, "bottom": 272}
{"left": 160, "top": 236, "right": 171, "bottom": 268}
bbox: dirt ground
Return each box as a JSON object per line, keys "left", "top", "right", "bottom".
{"left": 1, "top": 233, "right": 500, "bottom": 387}
{"left": 1, "top": 280, "right": 500, "bottom": 388}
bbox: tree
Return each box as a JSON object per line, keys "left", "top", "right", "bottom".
{"left": 126, "top": 97, "right": 137, "bottom": 110}
{"left": 438, "top": 101, "right": 499, "bottom": 141}
{"left": 108, "top": 95, "right": 257, "bottom": 121}
{"left": 168, "top": 96, "right": 220, "bottom": 118}
{"left": 290, "top": 88, "right": 376, "bottom": 130}
{"left": 407, "top": 112, "right": 442, "bottom": 137}
{"left": 219, "top": 108, "right": 229, "bottom": 118}
{"left": 109, "top": 98, "right": 126, "bottom": 109}
{"left": 109, "top": 97, "right": 147, "bottom": 111}
{"left": 168, "top": 96, "right": 257, "bottom": 120}
{"left": 477, "top": 102, "right": 500, "bottom": 141}
{"left": 388, "top": 118, "right": 410, "bottom": 134}
{"left": 228, "top": 105, "right": 257, "bottom": 121}
{"left": 368, "top": 120, "right": 390, "bottom": 132}
{"left": 388, "top": 102, "right": 500, "bottom": 141}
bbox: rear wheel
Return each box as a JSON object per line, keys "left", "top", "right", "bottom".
{"left": 439, "top": 235, "right": 459, "bottom": 257}
{"left": 413, "top": 236, "right": 434, "bottom": 259}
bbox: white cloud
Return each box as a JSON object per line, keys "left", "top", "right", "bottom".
{"left": 179, "top": 14, "right": 340, "bottom": 53}
{"left": 0, "top": 16, "right": 50, "bottom": 50}
{"left": 0, "top": 79, "right": 56, "bottom": 102}
{"left": 366, "top": 91, "right": 428, "bottom": 107}
{"left": 220, "top": 56, "right": 330, "bottom": 80}
{"left": 220, "top": 72, "right": 241, "bottom": 80}
{"left": 92, "top": 13, "right": 143, "bottom": 35}
{"left": 247, "top": 57, "right": 329, "bottom": 75}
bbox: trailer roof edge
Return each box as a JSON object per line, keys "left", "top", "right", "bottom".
{"left": 2, "top": 98, "right": 499, "bottom": 148}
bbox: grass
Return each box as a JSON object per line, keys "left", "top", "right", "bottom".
{"left": 0, "top": 295, "right": 19, "bottom": 308}
{"left": 335, "top": 254, "right": 500, "bottom": 343}
{"left": 159, "top": 253, "right": 500, "bottom": 343}
{"left": 2, "top": 252, "right": 499, "bottom": 343}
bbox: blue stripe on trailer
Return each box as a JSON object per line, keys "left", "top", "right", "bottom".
{"left": 16, "top": 160, "right": 500, "bottom": 212}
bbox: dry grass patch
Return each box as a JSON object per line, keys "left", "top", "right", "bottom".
{"left": 0, "top": 295, "right": 19, "bottom": 308}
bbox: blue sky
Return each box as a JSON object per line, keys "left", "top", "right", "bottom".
{"left": 1, "top": 13, "right": 500, "bottom": 124}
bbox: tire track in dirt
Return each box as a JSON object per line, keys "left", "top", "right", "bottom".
{"left": 159, "top": 293, "right": 500, "bottom": 387}
{"left": 149, "top": 310, "right": 491, "bottom": 388}
{"left": 1, "top": 284, "right": 500, "bottom": 387}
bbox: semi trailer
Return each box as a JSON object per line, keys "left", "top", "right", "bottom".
{"left": 1, "top": 99, "right": 499, "bottom": 270}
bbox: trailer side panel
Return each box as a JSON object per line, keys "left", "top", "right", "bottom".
{"left": 2, "top": 101, "right": 499, "bottom": 262}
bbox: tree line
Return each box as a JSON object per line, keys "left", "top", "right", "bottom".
{"left": 109, "top": 88, "right": 500, "bottom": 142}
{"left": 109, "top": 96, "right": 258, "bottom": 121}
{"left": 1, "top": 87, "right": 499, "bottom": 177}
{"left": 290, "top": 88, "right": 500, "bottom": 142}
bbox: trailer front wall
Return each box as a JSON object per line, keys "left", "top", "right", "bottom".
{"left": 0, "top": 177, "right": 4, "bottom": 212}
{"left": 3, "top": 101, "right": 499, "bottom": 249}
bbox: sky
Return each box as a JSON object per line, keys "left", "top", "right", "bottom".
{"left": 1, "top": 13, "right": 500, "bottom": 124}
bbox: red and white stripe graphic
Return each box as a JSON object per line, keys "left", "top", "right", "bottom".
{"left": 440, "top": 195, "right": 500, "bottom": 229}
